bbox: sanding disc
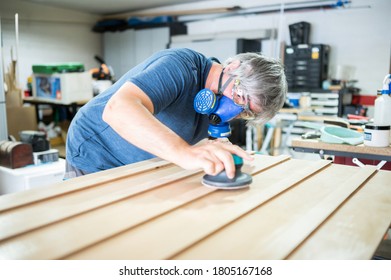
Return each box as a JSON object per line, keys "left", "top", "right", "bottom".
{"left": 202, "top": 171, "right": 252, "bottom": 190}
{"left": 202, "top": 181, "right": 250, "bottom": 190}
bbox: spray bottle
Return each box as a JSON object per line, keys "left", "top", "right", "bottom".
{"left": 370, "top": 74, "right": 391, "bottom": 145}
{"left": 373, "top": 74, "right": 391, "bottom": 126}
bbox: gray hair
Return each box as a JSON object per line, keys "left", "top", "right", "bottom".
{"left": 222, "top": 53, "right": 287, "bottom": 125}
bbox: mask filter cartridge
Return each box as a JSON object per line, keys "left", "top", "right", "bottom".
{"left": 194, "top": 88, "right": 243, "bottom": 138}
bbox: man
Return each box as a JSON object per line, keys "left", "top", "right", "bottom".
{"left": 65, "top": 48, "right": 287, "bottom": 179}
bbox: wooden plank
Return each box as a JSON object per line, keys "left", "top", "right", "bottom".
{"left": 0, "top": 155, "right": 289, "bottom": 259}
{"left": 65, "top": 158, "right": 330, "bottom": 259}
{"left": 174, "top": 165, "right": 377, "bottom": 259}
{"left": 0, "top": 176, "right": 212, "bottom": 259}
{"left": 0, "top": 158, "right": 170, "bottom": 212}
{"left": 288, "top": 169, "right": 391, "bottom": 259}
{"left": 0, "top": 164, "right": 199, "bottom": 241}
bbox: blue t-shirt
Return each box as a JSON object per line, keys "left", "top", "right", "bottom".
{"left": 66, "top": 48, "right": 212, "bottom": 173}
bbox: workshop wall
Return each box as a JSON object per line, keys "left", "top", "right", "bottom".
{"left": 1, "top": 0, "right": 389, "bottom": 96}
{"left": 183, "top": 0, "right": 390, "bottom": 95}
{"left": 0, "top": 0, "right": 102, "bottom": 92}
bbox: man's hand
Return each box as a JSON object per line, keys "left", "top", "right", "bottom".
{"left": 177, "top": 142, "right": 253, "bottom": 179}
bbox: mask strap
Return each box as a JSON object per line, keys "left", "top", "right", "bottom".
{"left": 217, "top": 68, "right": 234, "bottom": 95}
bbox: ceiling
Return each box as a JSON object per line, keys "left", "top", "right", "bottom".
{"left": 21, "top": 0, "right": 218, "bottom": 16}
{"left": 17, "top": 1, "right": 341, "bottom": 20}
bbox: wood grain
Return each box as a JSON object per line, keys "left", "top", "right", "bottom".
{"left": 288, "top": 169, "right": 391, "bottom": 259}
{"left": 0, "top": 155, "right": 289, "bottom": 259}
{"left": 0, "top": 158, "right": 170, "bottom": 212}
{"left": 0, "top": 164, "right": 199, "bottom": 241}
{"left": 66, "top": 159, "right": 329, "bottom": 259}
{"left": 0, "top": 154, "right": 390, "bottom": 260}
{"left": 174, "top": 165, "right": 376, "bottom": 259}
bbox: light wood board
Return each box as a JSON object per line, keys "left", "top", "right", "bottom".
{"left": 0, "top": 154, "right": 390, "bottom": 260}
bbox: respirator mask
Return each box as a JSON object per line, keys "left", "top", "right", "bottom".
{"left": 194, "top": 70, "right": 244, "bottom": 138}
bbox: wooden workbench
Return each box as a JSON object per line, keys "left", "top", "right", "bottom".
{"left": 292, "top": 139, "right": 391, "bottom": 162}
{"left": 0, "top": 154, "right": 390, "bottom": 260}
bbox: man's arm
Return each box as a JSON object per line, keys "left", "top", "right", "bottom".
{"left": 102, "top": 81, "right": 252, "bottom": 178}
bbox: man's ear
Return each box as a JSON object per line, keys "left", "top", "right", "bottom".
{"left": 224, "top": 59, "right": 241, "bottom": 72}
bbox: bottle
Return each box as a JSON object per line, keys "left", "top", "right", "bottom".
{"left": 373, "top": 74, "right": 391, "bottom": 126}
{"left": 373, "top": 92, "right": 391, "bottom": 126}
{"left": 373, "top": 74, "right": 391, "bottom": 145}
{"left": 299, "top": 92, "right": 311, "bottom": 109}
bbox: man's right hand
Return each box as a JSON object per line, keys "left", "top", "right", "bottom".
{"left": 177, "top": 142, "right": 253, "bottom": 179}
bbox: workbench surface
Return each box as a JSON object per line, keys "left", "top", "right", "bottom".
{"left": 0, "top": 154, "right": 390, "bottom": 260}
{"left": 292, "top": 139, "right": 391, "bottom": 162}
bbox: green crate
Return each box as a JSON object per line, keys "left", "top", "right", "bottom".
{"left": 32, "top": 63, "right": 85, "bottom": 74}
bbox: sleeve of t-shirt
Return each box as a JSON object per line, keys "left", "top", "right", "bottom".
{"left": 129, "top": 54, "right": 196, "bottom": 115}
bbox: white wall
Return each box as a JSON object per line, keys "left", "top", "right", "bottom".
{"left": 104, "top": 27, "right": 170, "bottom": 79}
{"left": 182, "top": 0, "right": 390, "bottom": 95}
{"left": 1, "top": 0, "right": 389, "bottom": 95}
{"left": 0, "top": 0, "right": 102, "bottom": 91}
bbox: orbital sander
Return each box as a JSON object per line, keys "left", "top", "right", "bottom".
{"left": 202, "top": 154, "right": 252, "bottom": 189}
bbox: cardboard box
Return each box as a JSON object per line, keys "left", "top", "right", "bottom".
{"left": 5, "top": 89, "right": 23, "bottom": 108}
{"left": 6, "top": 106, "right": 38, "bottom": 140}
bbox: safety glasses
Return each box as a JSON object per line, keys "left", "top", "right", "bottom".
{"left": 231, "top": 79, "right": 257, "bottom": 120}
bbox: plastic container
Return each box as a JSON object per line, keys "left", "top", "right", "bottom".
{"left": 299, "top": 92, "right": 311, "bottom": 109}
{"left": 32, "top": 63, "right": 84, "bottom": 74}
{"left": 32, "top": 72, "right": 93, "bottom": 104}
{"left": 364, "top": 123, "right": 390, "bottom": 147}
{"left": 374, "top": 74, "right": 391, "bottom": 127}
{"left": 287, "top": 92, "right": 301, "bottom": 108}
{"left": 373, "top": 93, "right": 391, "bottom": 126}
{"left": 320, "top": 126, "right": 363, "bottom": 145}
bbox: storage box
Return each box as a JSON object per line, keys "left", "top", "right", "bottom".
{"left": 284, "top": 44, "right": 330, "bottom": 90}
{"left": 0, "top": 140, "right": 34, "bottom": 169}
{"left": 6, "top": 106, "right": 38, "bottom": 140}
{"left": 32, "top": 71, "right": 93, "bottom": 104}
{"left": 32, "top": 63, "right": 84, "bottom": 74}
{"left": 289, "top": 21, "right": 310, "bottom": 46}
{"left": 0, "top": 158, "right": 65, "bottom": 195}
{"left": 33, "top": 149, "right": 59, "bottom": 165}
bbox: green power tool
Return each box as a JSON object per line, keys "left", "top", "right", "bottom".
{"left": 202, "top": 154, "right": 252, "bottom": 189}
